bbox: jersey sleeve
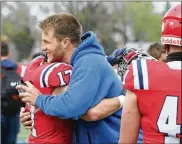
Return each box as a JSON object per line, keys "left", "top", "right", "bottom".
{"left": 123, "top": 59, "right": 149, "bottom": 90}
{"left": 40, "top": 63, "right": 72, "bottom": 88}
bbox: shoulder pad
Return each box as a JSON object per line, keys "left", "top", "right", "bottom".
{"left": 123, "top": 59, "right": 149, "bottom": 90}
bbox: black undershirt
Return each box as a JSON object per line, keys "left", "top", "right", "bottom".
{"left": 166, "top": 52, "right": 182, "bottom": 62}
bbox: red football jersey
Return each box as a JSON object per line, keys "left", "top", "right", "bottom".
{"left": 123, "top": 59, "right": 182, "bottom": 144}
{"left": 23, "top": 56, "right": 73, "bottom": 144}
{"left": 17, "top": 63, "right": 27, "bottom": 78}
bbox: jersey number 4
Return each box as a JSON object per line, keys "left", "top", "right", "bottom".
{"left": 157, "top": 96, "right": 181, "bottom": 144}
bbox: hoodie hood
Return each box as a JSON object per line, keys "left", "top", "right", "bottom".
{"left": 1, "top": 59, "right": 17, "bottom": 69}
{"left": 70, "top": 31, "right": 105, "bottom": 66}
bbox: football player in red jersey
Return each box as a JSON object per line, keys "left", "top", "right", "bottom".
{"left": 119, "top": 4, "right": 182, "bottom": 144}
{"left": 16, "top": 15, "right": 77, "bottom": 143}
{"left": 21, "top": 55, "right": 73, "bottom": 144}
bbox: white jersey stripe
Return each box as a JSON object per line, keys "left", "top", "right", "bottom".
{"left": 167, "top": 61, "right": 182, "bottom": 70}
{"left": 44, "top": 63, "right": 61, "bottom": 87}
{"left": 21, "top": 65, "right": 27, "bottom": 77}
{"left": 132, "top": 60, "right": 140, "bottom": 89}
{"left": 40, "top": 63, "right": 55, "bottom": 88}
{"left": 141, "top": 59, "right": 149, "bottom": 90}
{"left": 31, "top": 55, "right": 44, "bottom": 63}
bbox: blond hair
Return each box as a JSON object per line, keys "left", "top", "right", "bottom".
{"left": 39, "top": 12, "right": 82, "bottom": 44}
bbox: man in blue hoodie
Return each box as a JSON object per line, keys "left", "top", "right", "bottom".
{"left": 17, "top": 12, "right": 124, "bottom": 143}
{"left": 1, "top": 42, "right": 23, "bottom": 144}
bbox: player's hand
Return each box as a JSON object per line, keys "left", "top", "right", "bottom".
{"left": 20, "top": 107, "right": 32, "bottom": 130}
{"left": 16, "top": 81, "right": 42, "bottom": 106}
{"left": 106, "top": 48, "right": 126, "bottom": 66}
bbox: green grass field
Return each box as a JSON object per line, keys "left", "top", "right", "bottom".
{"left": 18, "top": 123, "right": 30, "bottom": 141}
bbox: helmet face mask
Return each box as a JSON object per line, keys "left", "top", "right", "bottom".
{"left": 117, "top": 48, "right": 156, "bottom": 81}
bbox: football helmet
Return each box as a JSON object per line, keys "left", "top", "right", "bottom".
{"left": 117, "top": 48, "right": 156, "bottom": 81}
{"left": 161, "top": 4, "right": 181, "bottom": 47}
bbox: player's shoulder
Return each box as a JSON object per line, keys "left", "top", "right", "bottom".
{"left": 39, "top": 62, "right": 72, "bottom": 88}
{"left": 40, "top": 62, "right": 72, "bottom": 76}
{"left": 30, "top": 55, "right": 45, "bottom": 65}
{"left": 123, "top": 59, "right": 156, "bottom": 90}
{"left": 25, "top": 55, "right": 45, "bottom": 74}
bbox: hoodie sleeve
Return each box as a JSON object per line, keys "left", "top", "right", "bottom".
{"left": 35, "top": 66, "right": 100, "bottom": 119}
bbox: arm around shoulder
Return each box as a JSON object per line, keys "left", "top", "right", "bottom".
{"left": 82, "top": 95, "right": 125, "bottom": 121}
{"left": 35, "top": 67, "right": 101, "bottom": 119}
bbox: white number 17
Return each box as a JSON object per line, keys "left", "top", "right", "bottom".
{"left": 57, "top": 70, "right": 72, "bottom": 86}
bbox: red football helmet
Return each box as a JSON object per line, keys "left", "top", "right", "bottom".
{"left": 161, "top": 4, "right": 181, "bottom": 47}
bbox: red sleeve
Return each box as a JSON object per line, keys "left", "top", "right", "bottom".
{"left": 48, "top": 63, "right": 72, "bottom": 87}
{"left": 38, "top": 63, "right": 72, "bottom": 88}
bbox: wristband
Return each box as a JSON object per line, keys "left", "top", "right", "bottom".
{"left": 117, "top": 95, "right": 125, "bottom": 108}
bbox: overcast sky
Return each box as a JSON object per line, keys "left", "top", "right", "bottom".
{"left": 2, "top": 1, "right": 181, "bottom": 21}
{"left": 153, "top": 1, "right": 180, "bottom": 13}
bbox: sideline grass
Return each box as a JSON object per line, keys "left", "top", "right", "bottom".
{"left": 18, "top": 123, "right": 30, "bottom": 141}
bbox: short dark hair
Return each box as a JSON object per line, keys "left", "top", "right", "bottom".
{"left": 147, "top": 43, "right": 165, "bottom": 60}
{"left": 1, "top": 42, "right": 9, "bottom": 56}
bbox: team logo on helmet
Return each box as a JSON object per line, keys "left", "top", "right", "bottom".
{"left": 161, "top": 37, "right": 182, "bottom": 46}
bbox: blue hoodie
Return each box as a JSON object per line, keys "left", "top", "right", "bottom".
{"left": 35, "top": 31, "right": 124, "bottom": 143}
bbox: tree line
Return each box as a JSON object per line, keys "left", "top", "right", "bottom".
{"left": 1, "top": 2, "right": 171, "bottom": 61}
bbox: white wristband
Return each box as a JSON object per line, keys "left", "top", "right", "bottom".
{"left": 117, "top": 95, "right": 125, "bottom": 109}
